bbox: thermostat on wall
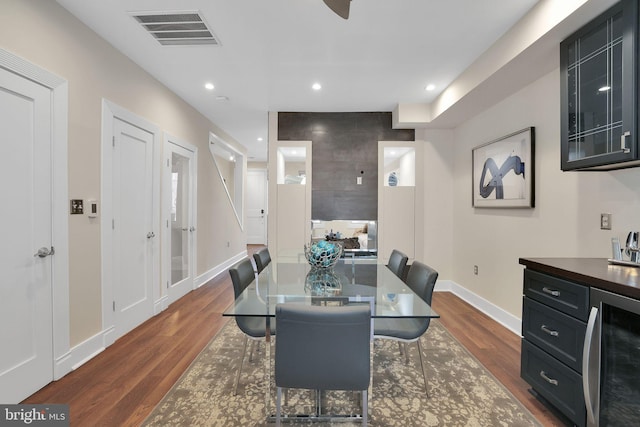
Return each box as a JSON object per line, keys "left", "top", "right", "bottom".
{"left": 87, "top": 199, "right": 99, "bottom": 218}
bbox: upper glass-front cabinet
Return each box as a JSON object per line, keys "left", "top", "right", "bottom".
{"left": 560, "top": 0, "right": 638, "bottom": 171}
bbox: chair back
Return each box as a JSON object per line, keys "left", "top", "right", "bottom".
{"left": 275, "top": 304, "right": 371, "bottom": 391}
{"left": 229, "top": 258, "right": 255, "bottom": 299}
{"left": 406, "top": 261, "right": 438, "bottom": 305}
{"left": 252, "top": 247, "right": 272, "bottom": 273}
{"left": 229, "top": 258, "right": 269, "bottom": 337}
{"left": 406, "top": 260, "right": 438, "bottom": 331}
{"left": 387, "top": 249, "right": 408, "bottom": 279}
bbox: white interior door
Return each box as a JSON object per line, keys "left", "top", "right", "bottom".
{"left": 111, "top": 118, "right": 155, "bottom": 338}
{"left": 164, "top": 139, "right": 196, "bottom": 304}
{"left": 0, "top": 67, "right": 54, "bottom": 402}
{"left": 246, "top": 168, "right": 267, "bottom": 244}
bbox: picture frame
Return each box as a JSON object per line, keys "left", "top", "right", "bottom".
{"left": 472, "top": 127, "right": 535, "bottom": 208}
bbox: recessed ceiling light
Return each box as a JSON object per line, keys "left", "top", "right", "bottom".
{"left": 257, "top": 137, "right": 263, "bottom": 142}
{"left": 205, "top": 82, "right": 215, "bottom": 90}
{"left": 312, "top": 83, "right": 322, "bottom": 91}
{"left": 425, "top": 84, "right": 435, "bottom": 91}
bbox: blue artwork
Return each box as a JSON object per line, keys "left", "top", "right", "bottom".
{"left": 479, "top": 155, "right": 525, "bottom": 199}
{"left": 472, "top": 127, "right": 534, "bottom": 208}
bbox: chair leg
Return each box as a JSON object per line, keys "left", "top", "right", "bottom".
{"left": 362, "top": 389, "right": 368, "bottom": 426}
{"left": 248, "top": 339, "right": 255, "bottom": 362}
{"left": 397, "top": 341, "right": 403, "bottom": 356}
{"left": 415, "top": 340, "right": 429, "bottom": 397}
{"left": 233, "top": 335, "right": 249, "bottom": 396}
{"left": 403, "top": 343, "right": 410, "bottom": 364}
{"left": 276, "top": 387, "right": 282, "bottom": 427}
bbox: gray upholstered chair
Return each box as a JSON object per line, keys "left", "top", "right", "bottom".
{"left": 228, "top": 258, "right": 274, "bottom": 395}
{"left": 274, "top": 303, "right": 371, "bottom": 426}
{"left": 252, "top": 247, "right": 272, "bottom": 273}
{"left": 374, "top": 261, "right": 438, "bottom": 396}
{"left": 387, "top": 249, "right": 409, "bottom": 280}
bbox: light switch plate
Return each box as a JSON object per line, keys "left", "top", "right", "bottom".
{"left": 70, "top": 199, "right": 83, "bottom": 215}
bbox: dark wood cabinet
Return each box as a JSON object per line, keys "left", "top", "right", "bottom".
{"left": 521, "top": 268, "right": 588, "bottom": 426}
{"left": 560, "top": 0, "right": 640, "bottom": 171}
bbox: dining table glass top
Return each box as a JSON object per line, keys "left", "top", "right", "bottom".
{"left": 223, "top": 258, "right": 439, "bottom": 319}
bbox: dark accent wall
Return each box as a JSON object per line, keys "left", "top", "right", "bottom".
{"left": 278, "top": 112, "right": 415, "bottom": 220}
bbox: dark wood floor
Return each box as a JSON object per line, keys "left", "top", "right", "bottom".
{"left": 25, "top": 245, "right": 564, "bottom": 426}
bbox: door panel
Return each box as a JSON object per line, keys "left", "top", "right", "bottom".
{"left": 112, "top": 118, "right": 154, "bottom": 336}
{"left": 247, "top": 169, "right": 267, "bottom": 244}
{"left": 0, "top": 68, "right": 53, "bottom": 402}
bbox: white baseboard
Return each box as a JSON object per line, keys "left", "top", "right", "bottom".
{"left": 53, "top": 351, "right": 72, "bottom": 381}
{"left": 434, "top": 280, "right": 522, "bottom": 336}
{"left": 194, "top": 250, "right": 248, "bottom": 288}
{"left": 154, "top": 295, "right": 169, "bottom": 314}
{"left": 54, "top": 329, "right": 106, "bottom": 379}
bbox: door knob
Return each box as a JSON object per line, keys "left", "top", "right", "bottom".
{"left": 190, "top": 226, "right": 196, "bottom": 232}
{"left": 34, "top": 246, "right": 55, "bottom": 258}
{"left": 147, "top": 232, "right": 155, "bottom": 239}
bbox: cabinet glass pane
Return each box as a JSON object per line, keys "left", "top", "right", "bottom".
{"left": 565, "top": 11, "right": 624, "bottom": 162}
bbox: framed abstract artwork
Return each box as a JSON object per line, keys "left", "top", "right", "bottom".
{"left": 472, "top": 127, "right": 535, "bottom": 208}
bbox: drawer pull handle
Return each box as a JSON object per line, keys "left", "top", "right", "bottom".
{"left": 541, "top": 325, "right": 559, "bottom": 337}
{"left": 542, "top": 287, "right": 560, "bottom": 297}
{"left": 540, "top": 371, "right": 559, "bottom": 386}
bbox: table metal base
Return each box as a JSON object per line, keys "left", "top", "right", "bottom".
{"left": 270, "top": 389, "right": 366, "bottom": 424}
{"left": 267, "top": 414, "right": 364, "bottom": 423}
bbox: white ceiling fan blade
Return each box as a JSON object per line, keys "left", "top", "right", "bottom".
{"left": 323, "top": 0, "right": 351, "bottom": 19}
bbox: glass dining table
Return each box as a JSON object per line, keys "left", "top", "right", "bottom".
{"left": 223, "top": 256, "right": 440, "bottom": 422}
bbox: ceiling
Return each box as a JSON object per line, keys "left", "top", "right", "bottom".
{"left": 55, "top": 0, "right": 539, "bottom": 161}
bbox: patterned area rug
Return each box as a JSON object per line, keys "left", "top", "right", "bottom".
{"left": 143, "top": 321, "right": 540, "bottom": 426}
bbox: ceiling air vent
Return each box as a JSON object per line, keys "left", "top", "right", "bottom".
{"left": 131, "top": 11, "right": 220, "bottom": 46}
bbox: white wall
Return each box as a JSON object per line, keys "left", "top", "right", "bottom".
{"left": 449, "top": 68, "right": 640, "bottom": 319}
{"left": 415, "top": 129, "right": 455, "bottom": 279}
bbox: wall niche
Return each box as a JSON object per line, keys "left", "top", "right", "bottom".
{"left": 278, "top": 112, "right": 414, "bottom": 220}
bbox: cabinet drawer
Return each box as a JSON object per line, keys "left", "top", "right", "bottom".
{"left": 521, "top": 340, "right": 586, "bottom": 427}
{"left": 522, "top": 297, "right": 586, "bottom": 372}
{"left": 524, "top": 269, "right": 589, "bottom": 321}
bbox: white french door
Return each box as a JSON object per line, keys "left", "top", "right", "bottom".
{"left": 163, "top": 136, "right": 197, "bottom": 304}
{"left": 0, "top": 67, "right": 54, "bottom": 402}
{"left": 246, "top": 168, "right": 267, "bottom": 244}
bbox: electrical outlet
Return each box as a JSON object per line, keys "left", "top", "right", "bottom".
{"left": 600, "top": 213, "right": 612, "bottom": 230}
{"left": 473, "top": 265, "right": 478, "bottom": 275}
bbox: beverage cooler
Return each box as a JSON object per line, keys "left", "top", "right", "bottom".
{"left": 583, "top": 287, "right": 640, "bottom": 426}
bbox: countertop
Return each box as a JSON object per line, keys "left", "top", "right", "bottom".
{"left": 519, "top": 257, "right": 640, "bottom": 300}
